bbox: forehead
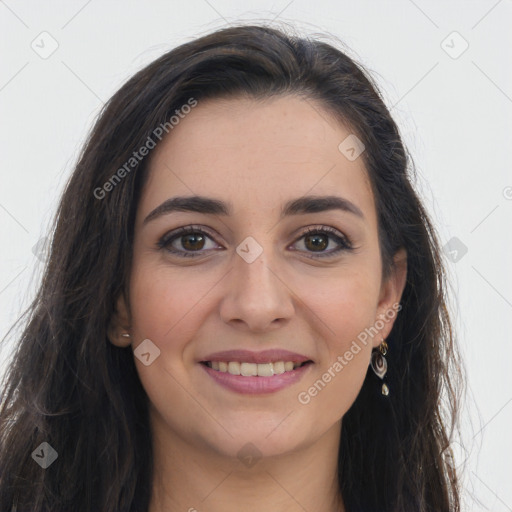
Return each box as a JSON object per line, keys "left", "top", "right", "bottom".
{"left": 140, "top": 95, "right": 376, "bottom": 225}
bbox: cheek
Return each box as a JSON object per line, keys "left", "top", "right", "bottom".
{"left": 127, "top": 261, "right": 211, "bottom": 424}
{"left": 296, "top": 270, "right": 379, "bottom": 414}
{"left": 298, "top": 314, "right": 374, "bottom": 423}
{"left": 303, "top": 264, "right": 381, "bottom": 349}
{"left": 128, "top": 260, "right": 210, "bottom": 344}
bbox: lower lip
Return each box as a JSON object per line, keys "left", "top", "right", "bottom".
{"left": 200, "top": 362, "right": 313, "bottom": 394}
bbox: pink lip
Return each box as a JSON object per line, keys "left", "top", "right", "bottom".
{"left": 199, "top": 349, "right": 312, "bottom": 364}
{"left": 200, "top": 361, "right": 313, "bottom": 394}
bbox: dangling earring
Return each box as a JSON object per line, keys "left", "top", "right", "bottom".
{"left": 371, "top": 337, "right": 389, "bottom": 396}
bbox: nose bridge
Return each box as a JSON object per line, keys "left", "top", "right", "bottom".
{"left": 219, "top": 234, "right": 294, "bottom": 330}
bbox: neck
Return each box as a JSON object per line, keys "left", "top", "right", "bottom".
{"left": 147, "top": 410, "right": 345, "bottom": 512}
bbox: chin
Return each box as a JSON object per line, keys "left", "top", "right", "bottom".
{"left": 202, "top": 420, "right": 309, "bottom": 460}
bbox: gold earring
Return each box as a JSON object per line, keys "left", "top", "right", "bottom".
{"left": 370, "top": 337, "right": 389, "bottom": 396}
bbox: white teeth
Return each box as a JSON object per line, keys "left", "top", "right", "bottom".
{"left": 206, "top": 360, "right": 308, "bottom": 376}
{"left": 256, "top": 363, "right": 273, "bottom": 377}
{"left": 240, "top": 362, "right": 258, "bottom": 376}
{"left": 273, "top": 361, "right": 285, "bottom": 374}
{"left": 228, "top": 362, "right": 240, "bottom": 375}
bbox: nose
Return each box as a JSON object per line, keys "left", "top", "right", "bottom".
{"left": 219, "top": 246, "right": 295, "bottom": 333}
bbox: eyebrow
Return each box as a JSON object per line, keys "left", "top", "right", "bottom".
{"left": 143, "top": 194, "right": 365, "bottom": 225}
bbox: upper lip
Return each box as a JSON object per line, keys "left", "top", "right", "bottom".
{"left": 200, "top": 349, "right": 313, "bottom": 364}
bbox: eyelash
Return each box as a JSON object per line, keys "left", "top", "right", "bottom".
{"left": 157, "top": 225, "right": 354, "bottom": 259}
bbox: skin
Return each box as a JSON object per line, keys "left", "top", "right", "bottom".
{"left": 109, "top": 95, "right": 407, "bottom": 512}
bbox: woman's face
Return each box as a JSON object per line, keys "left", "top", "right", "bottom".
{"left": 112, "top": 95, "right": 406, "bottom": 460}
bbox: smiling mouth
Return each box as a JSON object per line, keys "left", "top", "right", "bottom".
{"left": 200, "top": 360, "right": 313, "bottom": 377}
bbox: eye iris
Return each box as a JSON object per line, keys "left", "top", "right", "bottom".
{"left": 182, "top": 233, "right": 205, "bottom": 251}
{"left": 305, "top": 233, "right": 328, "bottom": 251}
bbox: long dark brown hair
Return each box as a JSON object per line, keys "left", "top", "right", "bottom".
{"left": 0, "top": 23, "right": 463, "bottom": 511}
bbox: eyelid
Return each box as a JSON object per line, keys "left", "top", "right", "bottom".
{"left": 289, "top": 225, "right": 353, "bottom": 257}
{"left": 157, "top": 224, "right": 354, "bottom": 258}
{"left": 157, "top": 225, "right": 223, "bottom": 254}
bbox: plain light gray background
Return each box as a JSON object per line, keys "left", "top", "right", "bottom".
{"left": 1, "top": 1, "right": 511, "bottom": 510}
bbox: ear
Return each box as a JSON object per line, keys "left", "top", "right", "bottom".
{"left": 374, "top": 247, "right": 407, "bottom": 347}
{"left": 107, "top": 293, "right": 132, "bottom": 348}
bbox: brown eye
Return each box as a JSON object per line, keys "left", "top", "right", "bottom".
{"left": 158, "top": 225, "right": 353, "bottom": 259}
{"left": 157, "top": 226, "right": 221, "bottom": 258}
{"left": 304, "top": 233, "right": 329, "bottom": 252}
{"left": 181, "top": 233, "right": 206, "bottom": 251}
{"left": 292, "top": 226, "right": 353, "bottom": 258}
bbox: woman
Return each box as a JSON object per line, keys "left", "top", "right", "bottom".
{"left": 0, "top": 24, "right": 463, "bottom": 512}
